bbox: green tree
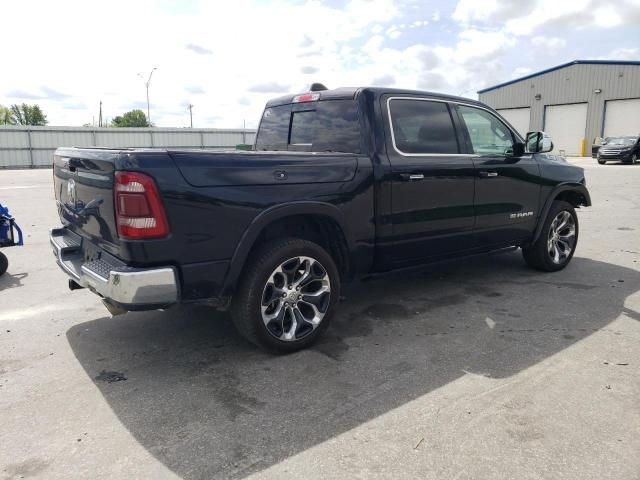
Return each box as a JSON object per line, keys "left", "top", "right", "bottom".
{"left": 111, "top": 109, "right": 150, "bottom": 127}
{"left": 10, "top": 103, "right": 48, "bottom": 126}
{"left": 0, "top": 105, "right": 14, "bottom": 125}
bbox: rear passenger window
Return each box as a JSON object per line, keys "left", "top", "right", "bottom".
{"left": 388, "top": 99, "right": 459, "bottom": 154}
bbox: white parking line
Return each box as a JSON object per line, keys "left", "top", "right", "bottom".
{"left": 0, "top": 185, "right": 40, "bottom": 190}
{"left": 0, "top": 304, "right": 65, "bottom": 322}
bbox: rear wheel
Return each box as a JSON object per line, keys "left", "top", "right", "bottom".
{"left": 523, "top": 201, "right": 578, "bottom": 272}
{"left": 0, "top": 251, "right": 7, "bottom": 276}
{"left": 231, "top": 238, "right": 340, "bottom": 353}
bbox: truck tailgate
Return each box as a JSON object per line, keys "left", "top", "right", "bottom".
{"left": 53, "top": 148, "right": 120, "bottom": 251}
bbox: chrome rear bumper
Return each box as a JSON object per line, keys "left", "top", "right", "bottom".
{"left": 50, "top": 227, "right": 178, "bottom": 308}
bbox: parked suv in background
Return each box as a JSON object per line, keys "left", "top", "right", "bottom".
{"left": 597, "top": 136, "right": 640, "bottom": 164}
{"left": 51, "top": 86, "right": 591, "bottom": 352}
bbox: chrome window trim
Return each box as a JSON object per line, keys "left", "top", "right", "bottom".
{"left": 386, "top": 96, "right": 525, "bottom": 158}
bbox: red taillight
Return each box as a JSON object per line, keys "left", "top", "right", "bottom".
{"left": 114, "top": 171, "right": 169, "bottom": 240}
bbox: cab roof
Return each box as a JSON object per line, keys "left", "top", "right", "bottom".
{"left": 264, "top": 86, "right": 487, "bottom": 109}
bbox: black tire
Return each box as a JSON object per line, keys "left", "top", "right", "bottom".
{"left": 597, "top": 158, "right": 606, "bottom": 165}
{"left": 0, "top": 251, "right": 7, "bottom": 276}
{"left": 631, "top": 153, "right": 638, "bottom": 165}
{"left": 231, "top": 238, "right": 340, "bottom": 353}
{"left": 523, "top": 200, "right": 579, "bottom": 272}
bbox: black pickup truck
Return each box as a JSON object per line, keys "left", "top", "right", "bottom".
{"left": 51, "top": 86, "right": 591, "bottom": 352}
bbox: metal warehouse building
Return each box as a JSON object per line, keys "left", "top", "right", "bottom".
{"left": 478, "top": 60, "right": 640, "bottom": 156}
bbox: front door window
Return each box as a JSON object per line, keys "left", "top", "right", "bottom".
{"left": 458, "top": 105, "right": 514, "bottom": 156}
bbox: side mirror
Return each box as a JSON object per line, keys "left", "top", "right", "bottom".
{"left": 526, "top": 131, "right": 553, "bottom": 153}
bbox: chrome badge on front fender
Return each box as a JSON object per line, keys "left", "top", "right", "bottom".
{"left": 510, "top": 211, "right": 534, "bottom": 219}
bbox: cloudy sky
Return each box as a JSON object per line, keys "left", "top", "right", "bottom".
{"left": 1, "top": 0, "right": 638, "bottom": 128}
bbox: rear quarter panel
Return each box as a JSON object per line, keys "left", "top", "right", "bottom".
{"left": 117, "top": 150, "right": 376, "bottom": 301}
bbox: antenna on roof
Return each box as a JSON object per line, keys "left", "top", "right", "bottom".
{"left": 310, "top": 83, "right": 328, "bottom": 91}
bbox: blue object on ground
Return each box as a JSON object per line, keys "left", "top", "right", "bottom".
{"left": 0, "top": 203, "right": 24, "bottom": 247}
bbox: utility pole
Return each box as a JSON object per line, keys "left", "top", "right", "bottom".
{"left": 138, "top": 67, "right": 157, "bottom": 125}
{"left": 188, "top": 104, "right": 193, "bottom": 128}
{"left": 98, "top": 101, "right": 103, "bottom": 127}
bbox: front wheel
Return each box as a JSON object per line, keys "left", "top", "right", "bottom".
{"left": 597, "top": 158, "right": 606, "bottom": 165}
{"left": 523, "top": 201, "right": 579, "bottom": 272}
{"left": 231, "top": 238, "right": 340, "bottom": 353}
{"left": 632, "top": 153, "right": 638, "bottom": 165}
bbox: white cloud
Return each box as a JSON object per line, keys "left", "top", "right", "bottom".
{"left": 185, "top": 85, "right": 206, "bottom": 95}
{"left": 456, "top": 29, "right": 517, "bottom": 59}
{"left": 591, "top": 5, "right": 625, "bottom": 27}
{"left": 386, "top": 27, "right": 402, "bottom": 39}
{"left": 531, "top": 36, "right": 567, "bottom": 50}
{"left": 452, "top": 0, "right": 500, "bottom": 23}
{"left": 512, "top": 67, "right": 533, "bottom": 77}
{"left": 372, "top": 74, "right": 396, "bottom": 86}
{"left": 607, "top": 47, "right": 640, "bottom": 60}
{"left": 185, "top": 43, "right": 214, "bottom": 55}
{"left": 340, "top": 27, "right": 520, "bottom": 97}
{"left": 453, "top": 0, "right": 640, "bottom": 36}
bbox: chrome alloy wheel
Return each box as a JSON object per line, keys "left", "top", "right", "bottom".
{"left": 261, "top": 256, "right": 331, "bottom": 341}
{"left": 547, "top": 210, "right": 576, "bottom": 264}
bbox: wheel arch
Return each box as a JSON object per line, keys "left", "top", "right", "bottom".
{"left": 531, "top": 183, "right": 591, "bottom": 245}
{"left": 222, "top": 202, "right": 355, "bottom": 299}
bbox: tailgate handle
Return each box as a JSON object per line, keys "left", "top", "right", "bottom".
{"left": 400, "top": 173, "right": 424, "bottom": 181}
{"left": 68, "top": 158, "right": 82, "bottom": 172}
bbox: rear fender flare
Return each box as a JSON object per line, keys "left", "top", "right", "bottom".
{"left": 222, "top": 201, "right": 355, "bottom": 296}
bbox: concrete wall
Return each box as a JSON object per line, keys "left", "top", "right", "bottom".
{"left": 478, "top": 63, "right": 640, "bottom": 147}
{"left": 0, "top": 126, "right": 257, "bottom": 168}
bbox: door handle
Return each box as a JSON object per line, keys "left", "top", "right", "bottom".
{"left": 400, "top": 173, "right": 424, "bottom": 181}
{"left": 478, "top": 171, "right": 498, "bottom": 178}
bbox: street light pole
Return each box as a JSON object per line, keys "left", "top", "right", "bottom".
{"left": 138, "top": 67, "right": 157, "bottom": 125}
{"left": 188, "top": 104, "right": 193, "bottom": 128}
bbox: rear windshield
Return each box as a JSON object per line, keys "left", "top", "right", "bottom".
{"left": 255, "top": 99, "right": 361, "bottom": 153}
